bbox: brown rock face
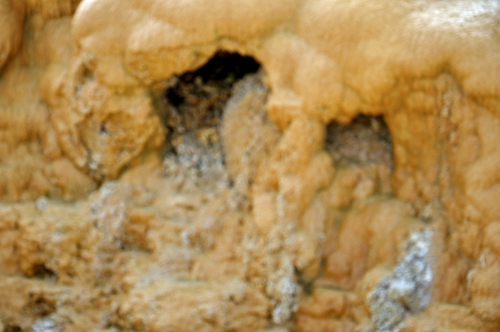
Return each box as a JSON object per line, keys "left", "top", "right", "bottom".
{"left": 1, "top": 1, "right": 500, "bottom": 331}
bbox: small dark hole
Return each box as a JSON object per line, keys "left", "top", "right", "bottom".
{"left": 100, "top": 122, "right": 108, "bottom": 135}
{"left": 325, "top": 115, "right": 392, "bottom": 165}
{"left": 295, "top": 267, "right": 315, "bottom": 295}
{"left": 166, "top": 88, "right": 185, "bottom": 107}
{"left": 32, "top": 264, "right": 58, "bottom": 281}
{"left": 4, "top": 325, "right": 21, "bottom": 332}
{"left": 28, "top": 293, "right": 56, "bottom": 317}
{"left": 33, "top": 298, "right": 56, "bottom": 317}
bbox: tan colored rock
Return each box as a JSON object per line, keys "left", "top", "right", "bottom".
{"left": 324, "top": 198, "right": 417, "bottom": 289}
{"left": 0, "top": 0, "right": 24, "bottom": 70}
{"left": 111, "top": 280, "right": 270, "bottom": 332}
{"left": 469, "top": 250, "right": 500, "bottom": 323}
{"left": 1, "top": 0, "right": 500, "bottom": 331}
{"left": 295, "top": 315, "right": 356, "bottom": 332}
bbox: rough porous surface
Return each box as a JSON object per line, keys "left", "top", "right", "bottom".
{"left": 1, "top": 0, "right": 500, "bottom": 331}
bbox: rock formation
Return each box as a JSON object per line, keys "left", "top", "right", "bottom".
{"left": 1, "top": 0, "right": 500, "bottom": 331}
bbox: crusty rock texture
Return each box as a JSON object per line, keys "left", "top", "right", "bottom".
{"left": 1, "top": 0, "right": 500, "bottom": 331}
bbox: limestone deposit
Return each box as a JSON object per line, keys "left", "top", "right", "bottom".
{"left": 1, "top": 0, "right": 500, "bottom": 331}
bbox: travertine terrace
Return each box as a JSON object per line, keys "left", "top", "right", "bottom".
{"left": 1, "top": 0, "right": 500, "bottom": 331}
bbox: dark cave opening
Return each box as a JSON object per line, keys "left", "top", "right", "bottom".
{"left": 162, "top": 51, "right": 261, "bottom": 180}
{"left": 325, "top": 115, "right": 393, "bottom": 167}
{"left": 165, "top": 51, "right": 261, "bottom": 108}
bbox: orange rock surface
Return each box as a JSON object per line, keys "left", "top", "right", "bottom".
{"left": 1, "top": 0, "right": 500, "bottom": 331}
